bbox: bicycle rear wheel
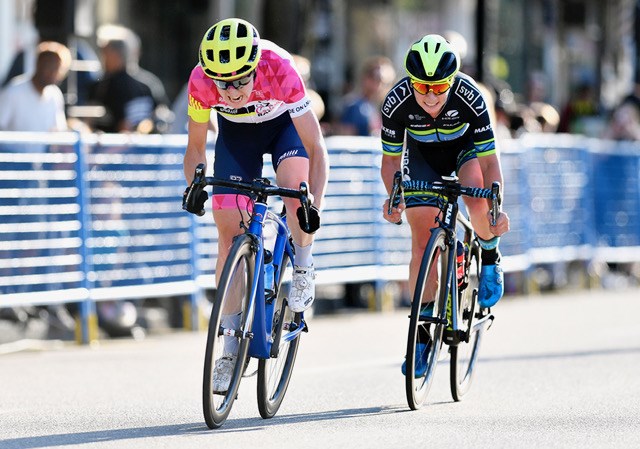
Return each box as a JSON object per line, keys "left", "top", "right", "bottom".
{"left": 405, "top": 228, "right": 448, "bottom": 410}
{"left": 203, "top": 235, "right": 255, "bottom": 429}
{"left": 257, "top": 251, "right": 302, "bottom": 419}
{"left": 450, "top": 240, "right": 483, "bottom": 401}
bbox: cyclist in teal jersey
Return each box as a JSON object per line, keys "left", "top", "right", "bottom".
{"left": 380, "top": 34, "right": 510, "bottom": 311}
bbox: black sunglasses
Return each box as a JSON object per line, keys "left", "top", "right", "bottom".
{"left": 213, "top": 72, "right": 254, "bottom": 90}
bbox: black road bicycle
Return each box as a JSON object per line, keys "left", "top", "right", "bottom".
{"left": 388, "top": 171, "right": 501, "bottom": 409}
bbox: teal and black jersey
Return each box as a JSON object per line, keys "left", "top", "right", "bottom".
{"left": 380, "top": 72, "right": 496, "bottom": 178}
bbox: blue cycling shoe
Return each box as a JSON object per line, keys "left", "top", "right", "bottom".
{"left": 401, "top": 338, "right": 431, "bottom": 378}
{"left": 479, "top": 264, "right": 504, "bottom": 308}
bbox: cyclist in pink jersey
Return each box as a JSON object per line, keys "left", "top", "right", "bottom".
{"left": 182, "top": 19, "right": 329, "bottom": 330}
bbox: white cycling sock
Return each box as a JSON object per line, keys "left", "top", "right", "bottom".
{"left": 293, "top": 242, "right": 314, "bottom": 267}
{"left": 221, "top": 313, "right": 241, "bottom": 355}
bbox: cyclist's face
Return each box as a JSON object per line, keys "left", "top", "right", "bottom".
{"left": 218, "top": 76, "right": 254, "bottom": 108}
{"left": 414, "top": 88, "right": 450, "bottom": 118}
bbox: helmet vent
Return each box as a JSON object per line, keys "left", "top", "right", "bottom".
{"left": 220, "top": 25, "right": 231, "bottom": 40}
{"left": 237, "top": 24, "right": 248, "bottom": 38}
{"left": 206, "top": 26, "right": 216, "bottom": 41}
{"left": 236, "top": 47, "right": 246, "bottom": 59}
{"left": 206, "top": 49, "right": 214, "bottom": 62}
{"left": 219, "top": 50, "right": 230, "bottom": 63}
{"left": 249, "top": 46, "right": 259, "bottom": 62}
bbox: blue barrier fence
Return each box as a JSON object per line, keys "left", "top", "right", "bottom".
{"left": 1, "top": 132, "right": 639, "bottom": 342}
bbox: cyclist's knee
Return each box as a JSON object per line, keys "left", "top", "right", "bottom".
{"left": 275, "top": 157, "right": 309, "bottom": 187}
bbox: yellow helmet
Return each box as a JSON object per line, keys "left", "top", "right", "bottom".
{"left": 199, "top": 18, "right": 261, "bottom": 80}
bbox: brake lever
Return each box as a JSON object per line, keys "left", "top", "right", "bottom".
{"left": 183, "top": 163, "right": 207, "bottom": 216}
{"left": 491, "top": 181, "right": 501, "bottom": 226}
{"left": 388, "top": 171, "right": 403, "bottom": 225}
{"left": 298, "top": 182, "right": 311, "bottom": 233}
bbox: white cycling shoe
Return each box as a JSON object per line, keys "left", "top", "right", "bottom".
{"left": 213, "top": 354, "right": 236, "bottom": 393}
{"left": 288, "top": 265, "right": 316, "bottom": 313}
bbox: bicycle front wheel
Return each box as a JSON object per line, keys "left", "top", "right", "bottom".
{"left": 257, "top": 251, "right": 301, "bottom": 419}
{"left": 450, "top": 241, "right": 482, "bottom": 401}
{"left": 405, "top": 227, "right": 448, "bottom": 410}
{"left": 203, "top": 235, "right": 255, "bottom": 429}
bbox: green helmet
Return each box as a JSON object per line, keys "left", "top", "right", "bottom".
{"left": 404, "top": 34, "right": 460, "bottom": 83}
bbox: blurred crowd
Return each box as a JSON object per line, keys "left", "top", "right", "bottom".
{"left": 2, "top": 23, "right": 640, "bottom": 144}
{"left": 3, "top": 23, "right": 640, "bottom": 342}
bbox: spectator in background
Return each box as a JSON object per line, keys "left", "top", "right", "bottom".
{"left": 336, "top": 56, "right": 396, "bottom": 136}
{"left": 558, "top": 82, "right": 599, "bottom": 134}
{"left": 0, "top": 41, "right": 71, "bottom": 132}
{"left": 602, "top": 102, "right": 640, "bottom": 141}
{"left": 530, "top": 101, "right": 560, "bottom": 133}
{"left": 88, "top": 25, "right": 171, "bottom": 133}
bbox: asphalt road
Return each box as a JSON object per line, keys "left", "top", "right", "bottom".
{"left": 1, "top": 288, "right": 639, "bottom": 449}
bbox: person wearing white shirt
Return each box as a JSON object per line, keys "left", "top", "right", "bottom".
{"left": 0, "top": 41, "right": 71, "bottom": 132}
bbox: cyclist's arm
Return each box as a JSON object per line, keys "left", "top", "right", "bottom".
{"left": 477, "top": 152, "right": 503, "bottom": 191}
{"left": 381, "top": 154, "right": 405, "bottom": 223}
{"left": 292, "top": 109, "right": 329, "bottom": 210}
{"left": 477, "top": 152, "right": 509, "bottom": 235}
{"left": 381, "top": 154, "right": 401, "bottom": 195}
{"left": 184, "top": 117, "right": 208, "bottom": 185}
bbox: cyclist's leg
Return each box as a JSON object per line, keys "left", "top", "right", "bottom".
{"left": 457, "top": 158, "right": 494, "bottom": 241}
{"left": 211, "top": 119, "right": 261, "bottom": 315}
{"left": 458, "top": 158, "right": 503, "bottom": 307}
{"left": 405, "top": 206, "right": 440, "bottom": 303}
{"left": 270, "top": 118, "right": 316, "bottom": 312}
{"left": 402, "top": 146, "right": 450, "bottom": 306}
{"left": 275, "top": 156, "right": 312, "bottom": 248}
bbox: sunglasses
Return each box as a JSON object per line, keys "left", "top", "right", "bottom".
{"left": 411, "top": 79, "right": 452, "bottom": 95}
{"left": 213, "top": 72, "right": 254, "bottom": 90}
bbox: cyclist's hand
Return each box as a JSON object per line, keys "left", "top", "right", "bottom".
{"left": 383, "top": 199, "right": 404, "bottom": 224}
{"left": 182, "top": 186, "right": 208, "bottom": 216}
{"left": 488, "top": 210, "right": 510, "bottom": 236}
{"left": 296, "top": 204, "right": 321, "bottom": 234}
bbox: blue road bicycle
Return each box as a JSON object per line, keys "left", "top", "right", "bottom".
{"left": 388, "top": 171, "right": 501, "bottom": 409}
{"left": 185, "top": 163, "right": 313, "bottom": 429}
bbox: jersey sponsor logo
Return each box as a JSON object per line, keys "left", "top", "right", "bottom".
{"left": 409, "top": 113, "right": 427, "bottom": 121}
{"left": 381, "top": 126, "right": 396, "bottom": 138}
{"left": 454, "top": 79, "right": 487, "bottom": 116}
{"left": 444, "top": 109, "right": 459, "bottom": 119}
{"left": 216, "top": 105, "right": 246, "bottom": 115}
{"left": 474, "top": 124, "right": 492, "bottom": 133}
{"left": 382, "top": 79, "right": 411, "bottom": 118}
{"left": 255, "top": 101, "right": 275, "bottom": 116}
{"left": 290, "top": 99, "right": 310, "bottom": 115}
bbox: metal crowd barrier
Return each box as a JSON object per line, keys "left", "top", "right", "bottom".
{"left": 1, "top": 132, "right": 639, "bottom": 343}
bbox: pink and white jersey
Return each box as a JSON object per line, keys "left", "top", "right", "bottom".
{"left": 187, "top": 40, "right": 311, "bottom": 124}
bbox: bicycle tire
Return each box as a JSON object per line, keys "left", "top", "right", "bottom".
{"left": 450, "top": 240, "right": 483, "bottom": 401}
{"left": 257, "top": 250, "right": 302, "bottom": 419}
{"left": 405, "top": 227, "right": 448, "bottom": 410}
{"left": 203, "top": 235, "right": 255, "bottom": 429}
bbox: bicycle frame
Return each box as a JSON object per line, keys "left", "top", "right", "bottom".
{"left": 393, "top": 174, "right": 500, "bottom": 345}
{"left": 246, "top": 200, "right": 304, "bottom": 359}
{"left": 184, "top": 164, "right": 312, "bottom": 362}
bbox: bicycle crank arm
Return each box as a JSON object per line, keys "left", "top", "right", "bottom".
{"left": 418, "top": 315, "right": 449, "bottom": 326}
